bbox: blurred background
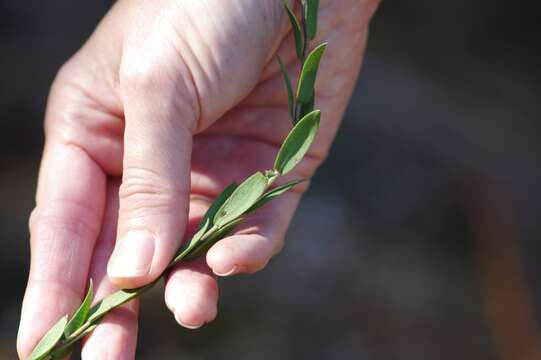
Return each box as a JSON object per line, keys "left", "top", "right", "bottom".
{"left": 1, "top": 0, "right": 540, "bottom": 359}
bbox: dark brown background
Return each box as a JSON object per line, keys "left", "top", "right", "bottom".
{"left": 1, "top": 1, "right": 541, "bottom": 359}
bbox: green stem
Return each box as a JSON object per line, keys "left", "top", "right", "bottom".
{"left": 49, "top": 164, "right": 284, "bottom": 356}
{"left": 294, "top": 23, "right": 310, "bottom": 122}
{"left": 292, "top": 1, "right": 310, "bottom": 123}
{"left": 300, "top": 2, "right": 309, "bottom": 62}
{"left": 48, "top": 270, "right": 160, "bottom": 356}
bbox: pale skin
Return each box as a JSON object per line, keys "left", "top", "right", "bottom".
{"left": 17, "top": 0, "right": 380, "bottom": 358}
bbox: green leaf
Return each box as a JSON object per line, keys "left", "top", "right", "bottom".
{"left": 264, "top": 169, "right": 280, "bottom": 179}
{"left": 185, "top": 217, "right": 210, "bottom": 250}
{"left": 50, "top": 346, "right": 72, "bottom": 360}
{"left": 173, "top": 217, "right": 210, "bottom": 263}
{"left": 247, "top": 179, "right": 305, "bottom": 213}
{"left": 87, "top": 288, "right": 141, "bottom": 323}
{"left": 50, "top": 324, "right": 98, "bottom": 359}
{"left": 28, "top": 315, "right": 68, "bottom": 360}
{"left": 305, "top": 0, "right": 320, "bottom": 39}
{"left": 78, "top": 324, "right": 98, "bottom": 338}
{"left": 64, "top": 280, "right": 93, "bottom": 338}
{"left": 184, "top": 218, "right": 244, "bottom": 261}
{"left": 277, "top": 56, "right": 295, "bottom": 122}
{"left": 296, "top": 43, "right": 327, "bottom": 104}
{"left": 283, "top": 1, "right": 303, "bottom": 60}
{"left": 172, "top": 182, "right": 237, "bottom": 264}
{"left": 298, "top": 92, "right": 315, "bottom": 120}
{"left": 274, "top": 110, "right": 320, "bottom": 175}
{"left": 213, "top": 172, "right": 269, "bottom": 227}
{"left": 201, "top": 182, "right": 238, "bottom": 227}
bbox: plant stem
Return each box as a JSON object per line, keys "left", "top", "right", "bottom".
{"left": 32, "top": 2, "right": 321, "bottom": 357}
{"left": 49, "top": 273, "right": 159, "bottom": 356}
{"left": 294, "top": 11, "right": 311, "bottom": 123}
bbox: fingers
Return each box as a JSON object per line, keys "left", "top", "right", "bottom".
{"left": 82, "top": 303, "right": 139, "bottom": 360}
{"left": 163, "top": 196, "right": 218, "bottom": 329}
{"left": 207, "top": 191, "right": 302, "bottom": 277}
{"left": 163, "top": 191, "right": 300, "bottom": 330}
{"left": 164, "top": 258, "right": 219, "bottom": 329}
{"left": 82, "top": 179, "right": 139, "bottom": 360}
{"left": 207, "top": 234, "right": 277, "bottom": 276}
{"left": 107, "top": 57, "right": 198, "bottom": 288}
{"left": 191, "top": 134, "right": 308, "bottom": 277}
{"left": 17, "top": 141, "right": 106, "bottom": 358}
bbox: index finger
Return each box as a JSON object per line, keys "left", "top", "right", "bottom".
{"left": 17, "top": 139, "right": 106, "bottom": 358}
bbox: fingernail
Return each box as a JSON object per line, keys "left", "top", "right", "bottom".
{"left": 108, "top": 231, "right": 155, "bottom": 278}
{"left": 213, "top": 266, "right": 238, "bottom": 277}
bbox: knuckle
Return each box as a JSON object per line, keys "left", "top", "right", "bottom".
{"left": 52, "top": 58, "right": 78, "bottom": 87}
{"left": 44, "top": 61, "right": 101, "bottom": 145}
{"left": 119, "top": 167, "right": 188, "bottom": 215}
{"left": 118, "top": 53, "right": 200, "bottom": 130}
{"left": 119, "top": 58, "right": 163, "bottom": 93}
{"left": 29, "top": 201, "right": 101, "bottom": 243}
{"left": 45, "top": 84, "right": 85, "bottom": 139}
{"left": 46, "top": 100, "right": 88, "bottom": 143}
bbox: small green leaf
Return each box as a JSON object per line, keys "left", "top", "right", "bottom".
{"left": 64, "top": 280, "right": 93, "bottom": 338}
{"left": 172, "top": 182, "right": 237, "bottom": 264}
{"left": 50, "top": 324, "right": 98, "bottom": 359}
{"left": 264, "top": 169, "right": 280, "bottom": 179}
{"left": 298, "top": 92, "right": 315, "bottom": 120}
{"left": 213, "top": 172, "right": 269, "bottom": 227}
{"left": 87, "top": 288, "right": 142, "bottom": 323}
{"left": 305, "top": 0, "right": 320, "bottom": 39}
{"left": 187, "top": 182, "right": 238, "bottom": 243}
{"left": 296, "top": 43, "right": 327, "bottom": 104}
{"left": 50, "top": 346, "right": 72, "bottom": 360}
{"left": 173, "top": 217, "right": 210, "bottom": 263}
{"left": 277, "top": 56, "right": 295, "bottom": 122}
{"left": 274, "top": 110, "right": 320, "bottom": 175}
{"left": 283, "top": 1, "right": 303, "bottom": 60}
{"left": 186, "top": 217, "right": 210, "bottom": 250}
{"left": 78, "top": 324, "right": 98, "bottom": 338}
{"left": 201, "top": 182, "right": 238, "bottom": 227}
{"left": 184, "top": 218, "right": 244, "bottom": 261}
{"left": 247, "top": 179, "right": 305, "bottom": 213}
{"left": 28, "top": 315, "right": 68, "bottom": 360}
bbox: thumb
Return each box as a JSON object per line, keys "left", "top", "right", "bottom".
{"left": 106, "top": 0, "right": 288, "bottom": 287}
{"left": 107, "top": 60, "right": 197, "bottom": 288}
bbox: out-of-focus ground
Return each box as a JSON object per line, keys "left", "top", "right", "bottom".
{"left": 1, "top": 1, "right": 540, "bottom": 359}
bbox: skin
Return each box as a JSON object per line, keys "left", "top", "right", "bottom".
{"left": 17, "top": 0, "right": 380, "bottom": 358}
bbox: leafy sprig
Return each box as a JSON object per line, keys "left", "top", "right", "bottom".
{"left": 28, "top": 1, "right": 325, "bottom": 358}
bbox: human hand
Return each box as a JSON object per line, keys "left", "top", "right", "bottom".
{"left": 17, "top": 0, "right": 379, "bottom": 358}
